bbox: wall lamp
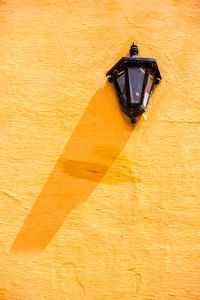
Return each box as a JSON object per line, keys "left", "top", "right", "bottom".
{"left": 106, "top": 42, "right": 161, "bottom": 126}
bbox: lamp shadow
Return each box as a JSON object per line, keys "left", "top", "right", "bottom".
{"left": 11, "top": 81, "right": 133, "bottom": 251}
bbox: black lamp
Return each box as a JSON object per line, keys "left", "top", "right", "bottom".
{"left": 106, "top": 42, "right": 161, "bottom": 125}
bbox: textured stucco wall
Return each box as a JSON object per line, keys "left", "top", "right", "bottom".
{"left": 0, "top": 0, "right": 200, "bottom": 299}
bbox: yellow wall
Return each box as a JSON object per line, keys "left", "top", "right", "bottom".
{"left": 0, "top": 0, "right": 199, "bottom": 299}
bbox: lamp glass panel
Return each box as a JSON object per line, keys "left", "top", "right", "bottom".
{"left": 128, "top": 67, "right": 145, "bottom": 104}
{"left": 143, "top": 74, "right": 154, "bottom": 109}
{"left": 116, "top": 72, "right": 126, "bottom": 99}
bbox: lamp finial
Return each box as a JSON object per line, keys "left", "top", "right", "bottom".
{"left": 130, "top": 42, "right": 138, "bottom": 57}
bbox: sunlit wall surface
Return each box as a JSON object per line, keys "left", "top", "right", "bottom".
{"left": 0, "top": 0, "right": 199, "bottom": 299}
